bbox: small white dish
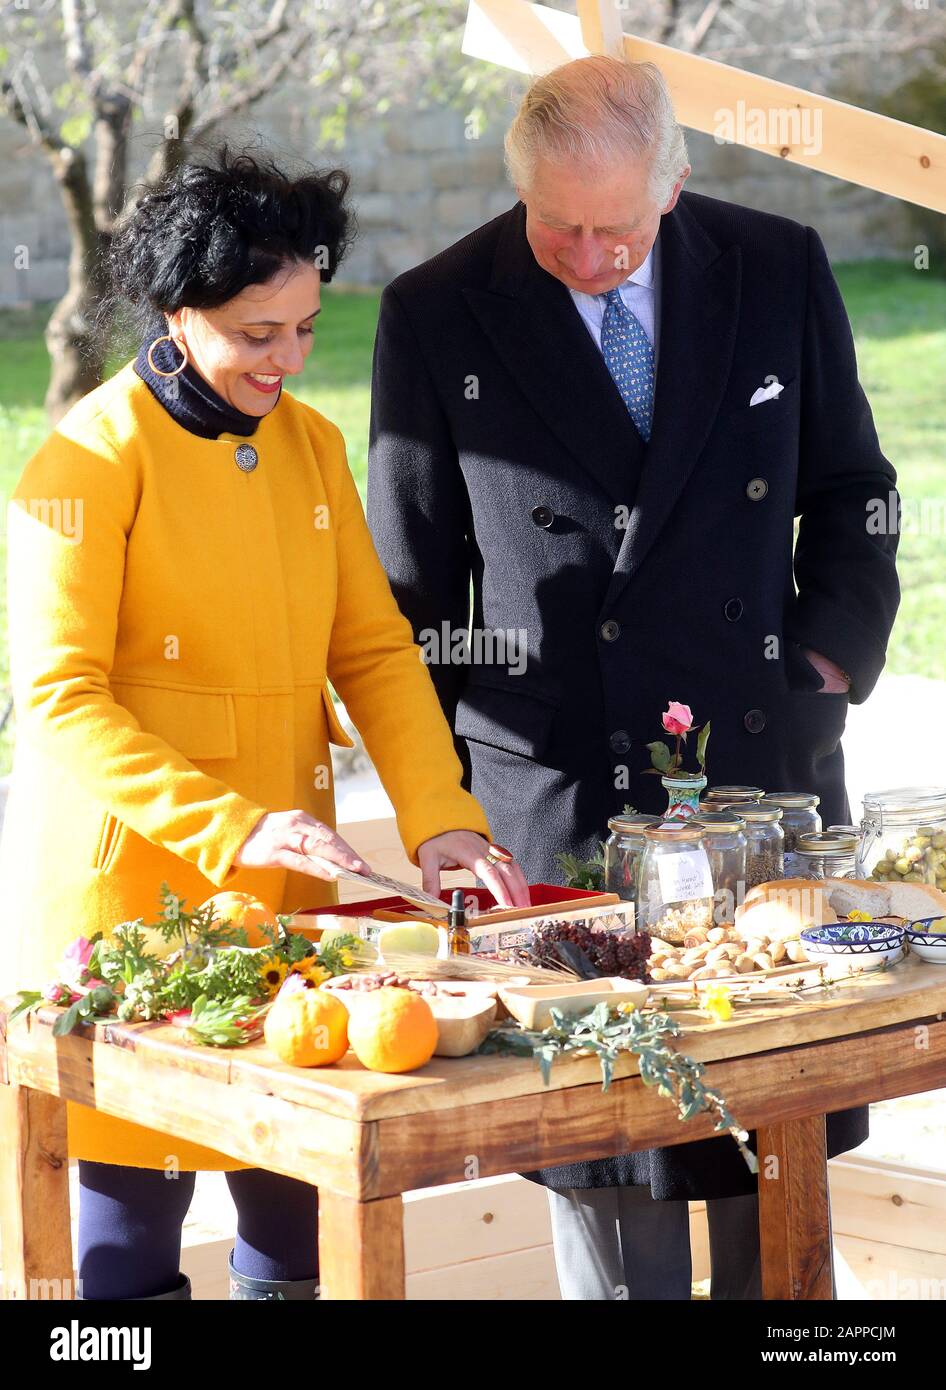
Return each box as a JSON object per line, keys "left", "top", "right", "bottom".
{"left": 905, "top": 915, "right": 946, "bottom": 964}
{"left": 800, "top": 921, "right": 904, "bottom": 973}
{"left": 498, "top": 977, "right": 649, "bottom": 1031}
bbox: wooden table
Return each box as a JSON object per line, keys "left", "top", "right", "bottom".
{"left": 3, "top": 955, "right": 946, "bottom": 1300}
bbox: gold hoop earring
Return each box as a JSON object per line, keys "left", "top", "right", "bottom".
{"left": 147, "top": 334, "right": 188, "bottom": 378}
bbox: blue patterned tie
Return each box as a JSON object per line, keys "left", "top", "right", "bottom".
{"left": 601, "top": 287, "right": 655, "bottom": 442}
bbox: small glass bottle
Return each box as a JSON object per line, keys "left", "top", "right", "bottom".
{"left": 638, "top": 821, "right": 715, "bottom": 944}
{"left": 448, "top": 888, "right": 470, "bottom": 955}
{"left": 604, "top": 813, "right": 654, "bottom": 907}
{"left": 739, "top": 802, "right": 785, "bottom": 888}
{"left": 695, "top": 811, "right": 747, "bottom": 926}
{"left": 794, "top": 832, "right": 858, "bottom": 880}
{"left": 762, "top": 793, "right": 821, "bottom": 874}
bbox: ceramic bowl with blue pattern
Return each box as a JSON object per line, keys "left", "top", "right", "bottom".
{"left": 905, "top": 915, "right": 946, "bottom": 964}
{"left": 800, "top": 921, "right": 904, "bottom": 971}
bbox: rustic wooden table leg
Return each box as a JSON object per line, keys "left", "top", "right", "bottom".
{"left": 756, "top": 1114, "right": 833, "bottom": 1300}
{"left": 317, "top": 1190, "right": 405, "bottom": 1300}
{"left": 0, "top": 1083, "right": 73, "bottom": 1300}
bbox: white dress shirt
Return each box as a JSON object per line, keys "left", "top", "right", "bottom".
{"left": 568, "top": 235, "right": 661, "bottom": 375}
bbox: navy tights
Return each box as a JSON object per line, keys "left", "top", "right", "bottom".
{"left": 77, "top": 1161, "right": 319, "bottom": 1300}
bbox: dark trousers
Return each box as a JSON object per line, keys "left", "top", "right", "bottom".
{"left": 546, "top": 1185, "right": 838, "bottom": 1300}
{"left": 77, "top": 1160, "right": 319, "bottom": 1300}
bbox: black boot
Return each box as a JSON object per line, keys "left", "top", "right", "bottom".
{"left": 227, "top": 1251, "right": 319, "bottom": 1300}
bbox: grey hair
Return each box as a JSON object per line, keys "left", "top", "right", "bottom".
{"left": 504, "top": 56, "right": 689, "bottom": 209}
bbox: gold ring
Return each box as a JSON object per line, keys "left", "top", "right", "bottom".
{"left": 485, "top": 842, "right": 513, "bottom": 866}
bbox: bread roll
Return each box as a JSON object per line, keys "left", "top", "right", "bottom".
{"left": 739, "top": 877, "right": 946, "bottom": 929}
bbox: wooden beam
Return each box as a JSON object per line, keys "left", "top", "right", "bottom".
{"left": 0, "top": 1083, "right": 73, "bottom": 1300}
{"left": 757, "top": 1116, "right": 833, "bottom": 1299}
{"left": 463, "top": 0, "right": 946, "bottom": 213}
{"left": 577, "top": 0, "right": 624, "bottom": 59}
{"left": 318, "top": 1191, "right": 406, "bottom": 1300}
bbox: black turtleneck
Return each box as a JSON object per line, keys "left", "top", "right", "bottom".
{"left": 133, "top": 326, "right": 266, "bottom": 439}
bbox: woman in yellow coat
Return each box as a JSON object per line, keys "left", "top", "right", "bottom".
{"left": 0, "top": 148, "right": 528, "bottom": 1300}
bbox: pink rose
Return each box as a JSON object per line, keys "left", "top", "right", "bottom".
{"left": 63, "top": 937, "right": 95, "bottom": 969}
{"left": 44, "top": 982, "right": 67, "bottom": 1003}
{"left": 662, "top": 702, "right": 693, "bottom": 737}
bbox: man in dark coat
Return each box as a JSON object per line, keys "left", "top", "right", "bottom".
{"left": 367, "top": 55, "right": 900, "bottom": 1298}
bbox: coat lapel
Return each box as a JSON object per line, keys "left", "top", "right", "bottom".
{"left": 604, "top": 197, "right": 742, "bottom": 611}
{"left": 462, "top": 203, "right": 645, "bottom": 506}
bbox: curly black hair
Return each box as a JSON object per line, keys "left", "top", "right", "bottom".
{"left": 109, "top": 146, "right": 354, "bottom": 322}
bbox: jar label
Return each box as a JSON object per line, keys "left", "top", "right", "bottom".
{"left": 657, "top": 850, "right": 714, "bottom": 903}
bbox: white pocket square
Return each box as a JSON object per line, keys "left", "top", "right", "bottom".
{"left": 749, "top": 379, "right": 784, "bottom": 407}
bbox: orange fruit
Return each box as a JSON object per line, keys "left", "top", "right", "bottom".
{"left": 264, "top": 988, "right": 349, "bottom": 1067}
{"left": 347, "top": 987, "right": 438, "bottom": 1074}
{"left": 200, "top": 891, "right": 278, "bottom": 948}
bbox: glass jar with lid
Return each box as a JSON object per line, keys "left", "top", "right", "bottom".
{"left": 794, "top": 832, "right": 858, "bottom": 880}
{"left": 637, "top": 821, "right": 715, "bottom": 944}
{"left": 739, "top": 802, "right": 785, "bottom": 887}
{"left": 697, "top": 811, "right": 747, "bottom": 925}
{"left": 603, "top": 813, "right": 655, "bottom": 906}
{"left": 858, "top": 786, "right": 946, "bottom": 890}
{"left": 763, "top": 793, "right": 821, "bottom": 873}
{"left": 702, "top": 785, "right": 764, "bottom": 808}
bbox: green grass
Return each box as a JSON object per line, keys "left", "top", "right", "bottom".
{"left": 0, "top": 264, "right": 943, "bottom": 776}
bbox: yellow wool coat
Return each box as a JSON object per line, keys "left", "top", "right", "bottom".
{"left": 0, "top": 362, "right": 489, "bottom": 1171}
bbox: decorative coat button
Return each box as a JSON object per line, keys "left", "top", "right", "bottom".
{"left": 610, "top": 729, "right": 631, "bottom": 755}
{"left": 744, "top": 708, "right": 766, "bottom": 734}
{"left": 724, "top": 598, "right": 744, "bottom": 623}
{"left": 600, "top": 619, "right": 621, "bottom": 642}
{"left": 235, "top": 444, "right": 259, "bottom": 473}
{"left": 531, "top": 505, "right": 554, "bottom": 529}
{"left": 746, "top": 477, "right": 768, "bottom": 501}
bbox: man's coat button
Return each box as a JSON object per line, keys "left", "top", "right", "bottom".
{"left": 600, "top": 619, "right": 621, "bottom": 642}
{"left": 610, "top": 729, "right": 631, "bottom": 754}
{"left": 746, "top": 477, "right": 768, "bottom": 501}
{"left": 744, "top": 708, "right": 767, "bottom": 734}
{"left": 531, "top": 505, "right": 555, "bottom": 528}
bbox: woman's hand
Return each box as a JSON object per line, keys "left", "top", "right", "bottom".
{"left": 234, "top": 810, "right": 368, "bottom": 879}
{"left": 416, "top": 830, "right": 531, "bottom": 908}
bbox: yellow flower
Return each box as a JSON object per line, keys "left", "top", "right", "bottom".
{"left": 260, "top": 960, "right": 288, "bottom": 997}
{"left": 846, "top": 909, "right": 873, "bottom": 922}
{"left": 292, "top": 959, "right": 331, "bottom": 988}
{"left": 701, "top": 984, "right": 733, "bottom": 1023}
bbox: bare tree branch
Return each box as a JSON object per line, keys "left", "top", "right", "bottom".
{"left": 188, "top": 27, "right": 313, "bottom": 141}
{"left": 683, "top": 0, "right": 726, "bottom": 53}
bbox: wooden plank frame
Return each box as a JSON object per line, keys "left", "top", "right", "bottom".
{"left": 463, "top": 0, "right": 946, "bottom": 213}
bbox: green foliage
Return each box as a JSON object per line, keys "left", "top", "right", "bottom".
{"left": 316, "top": 932, "right": 368, "bottom": 975}
{"left": 556, "top": 805, "right": 639, "bottom": 890}
{"left": 555, "top": 849, "right": 606, "bottom": 892}
{"left": 186, "top": 994, "right": 266, "bottom": 1047}
{"left": 696, "top": 720, "right": 711, "bottom": 773}
{"left": 645, "top": 739, "right": 673, "bottom": 774}
{"left": 14, "top": 885, "right": 320, "bottom": 1043}
{"left": 7, "top": 990, "right": 43, "bottom": 1024}
{"left": 480, "top": 1002, "right": 757, "bottom": 1173}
